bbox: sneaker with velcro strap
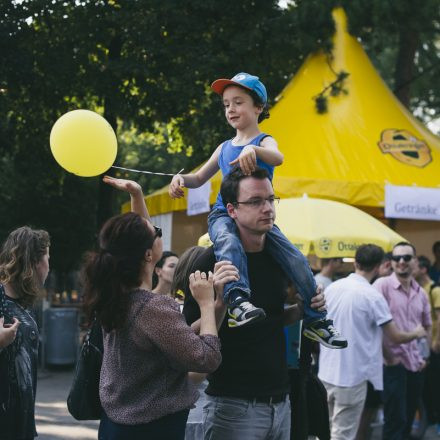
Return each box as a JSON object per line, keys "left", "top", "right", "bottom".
{"left": 302, "top": 319, "right": 347, "bottom": 349}
{"left": 228, "top": 301, "right": 266, "bottom": 328}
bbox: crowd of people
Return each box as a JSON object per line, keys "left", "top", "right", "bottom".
{"left": 0, "top": 71, "right": 439, "bottom": 440}
{"left": 2, "top": 173, "right": 439, "bottom": 440}
{"left": 317, "top": 243, "right": 437, "bottom": 440}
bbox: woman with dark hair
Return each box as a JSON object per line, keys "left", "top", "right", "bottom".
{"left": 85, "top": 177, "right": 221, "bottom": 440}
{"left": 0, "top": 226, "right": 50, "bottom": 440}
{"left": 152, "top": 250, "right": 179, "bottom": 296}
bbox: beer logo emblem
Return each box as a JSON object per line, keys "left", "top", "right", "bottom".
{"left": 378, "top": 129, "right": 432, "bottom": 168}
{"left": 319, "top": 238, "right": 332, "bottom": 254}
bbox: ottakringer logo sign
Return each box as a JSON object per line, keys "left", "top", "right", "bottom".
{"left": 319, "top": 238, "right": 332, "bottom": 254}
{"left": 378, "top": 129, "right": 432, "bottom": 168}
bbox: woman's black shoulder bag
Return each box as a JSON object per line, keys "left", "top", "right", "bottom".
{"left": 67, "top": 317, "right": 103, "bottom": 420}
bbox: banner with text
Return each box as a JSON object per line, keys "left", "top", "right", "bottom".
{"left": 187, "top": 181, "right": 211, "bottom": 216}
{"left": 385, "top": 184, "right": 440, "bottom": 221}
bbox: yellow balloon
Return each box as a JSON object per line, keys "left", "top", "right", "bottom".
{"left": 50, "top": 110, "right": 117, "bottom": 177}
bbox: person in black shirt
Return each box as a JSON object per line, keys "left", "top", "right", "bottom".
{"left": 183, "top": 167, "right": 325, "bottom": 440}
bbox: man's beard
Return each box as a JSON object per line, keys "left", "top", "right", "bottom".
{"left": 397, "top": 270, "right": 411, "bottom": 278}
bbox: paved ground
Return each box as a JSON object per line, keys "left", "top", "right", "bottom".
{"left": 35, "top": 367, "right": 439, "bottom": 440}
{"left": 370, "top": 418, "right": 438, "bottom": 440}
{"left": 36, "top": 367, "right": 99, "bottom": 440}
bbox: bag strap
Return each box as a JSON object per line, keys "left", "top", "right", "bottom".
{"left": 85, "top": 313, "right": 103, "bottom": 354}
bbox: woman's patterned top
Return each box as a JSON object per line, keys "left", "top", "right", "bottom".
{"left": 100, "top": 289, "right": 221, "bottom": 425}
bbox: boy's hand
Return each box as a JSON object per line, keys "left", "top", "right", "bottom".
{"left": 103, "top": 176, "right": 143, "bottom": 196}
{"left": 229, "top": 145, "right": 257, "bottom": 175}
{"left": 169, "top": 174, "right": 185, "bottom": 199}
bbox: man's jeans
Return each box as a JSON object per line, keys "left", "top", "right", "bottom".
{"left": 203, "top": 395, "right": 291, "bottom": 440}
{"left": 208, "top": 209, "right": 324, "bottom": 325}
{"left": 424, "top": 350, "right": 440, "bottom": 423}
{"left": 382, "top": 364, "right": 424, "bottom": 440}
{"left": 323, "top": 380, "right": 367, "bottom": 440}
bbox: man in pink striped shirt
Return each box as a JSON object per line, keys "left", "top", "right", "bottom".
{"left": 373, "top": 242, "right": 432, "bottom": 440}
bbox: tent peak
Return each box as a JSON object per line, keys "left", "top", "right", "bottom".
{"left": 332, "top": 7, "right": 348, "bottom": 34}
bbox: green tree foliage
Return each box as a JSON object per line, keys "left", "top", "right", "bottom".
{"left": 341, "top": 0, "right": 440, "bottom": 113}
{"left": 0, "top": 0, "right": 305, "bottom": 272}
{"left": 1, "top": 0, "right": 439, "bottom": 275}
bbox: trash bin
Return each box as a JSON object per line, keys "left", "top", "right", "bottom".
{"left": 43, "top": 307, "right": 79, "bottom": 365}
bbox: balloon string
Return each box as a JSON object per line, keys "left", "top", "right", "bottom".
{"left": 111, "top": 166, "right": 184, "bottom": 176}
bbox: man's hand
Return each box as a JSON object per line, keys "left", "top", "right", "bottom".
{"left": 284, "top": 285, "right": 326, "bottom": 325}
{"left": 169, "top": 174, "right": 185, "bottom": 199}
{"left": 413, "top": 325, "right": 427, "bottom": 339}
{"left": 229, "top": 145, "right": 257, "bottom": 175}
{"left": 311, "top": 285, "right": 326, "bottom": 312}
{"left": 213, "top": 260, "right": 239, "bottom": 298}
{"left": 103, "top": 176, "right": 142, "bottom": 196}
{"left": 286, "top": 285, "right": 326, "bottom": 324}
{"left": 0, "top": 317, "right": 20, "bottom": 349}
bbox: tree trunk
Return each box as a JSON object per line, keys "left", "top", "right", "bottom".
{"left": 394, "top": 27, "right": 419, "bottom": 108}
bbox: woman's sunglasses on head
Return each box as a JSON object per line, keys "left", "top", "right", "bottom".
{"left": 153, "top": 226, "right": 162, "bottom": 239}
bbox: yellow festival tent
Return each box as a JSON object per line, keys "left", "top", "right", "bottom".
{"left": 140, "top": 7, "right": 440, "bottom": 219}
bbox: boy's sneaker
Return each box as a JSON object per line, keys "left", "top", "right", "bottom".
{"left": 303, "top": 319, "right": 347, "bottom": 349}
{"left": 228, "top": 301, "right": 266, "bottom": 328}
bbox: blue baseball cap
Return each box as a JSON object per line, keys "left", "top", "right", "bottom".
{"left": 211, "top": 72, "right": 267, "bottom": 105}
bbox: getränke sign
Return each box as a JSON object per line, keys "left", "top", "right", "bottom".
{"left": 385, "top": 184, "right": 440, "bottom": 221}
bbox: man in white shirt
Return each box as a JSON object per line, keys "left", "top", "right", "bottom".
{"left": 318, "top": 244, "right": 426, "bottom": 440}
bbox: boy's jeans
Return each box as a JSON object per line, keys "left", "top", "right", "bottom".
{"left": 208, "top": 209, "right": 325, "bottom": 325}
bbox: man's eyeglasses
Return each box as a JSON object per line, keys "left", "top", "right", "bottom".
{"left": 391, "top": 254, "right": 413, "bottom": 263}
{"left": 234, "top": 196, "right": 280, "bottom": 209}
{"left": 153, "top": 225, "right": 162, "bottom": 239}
